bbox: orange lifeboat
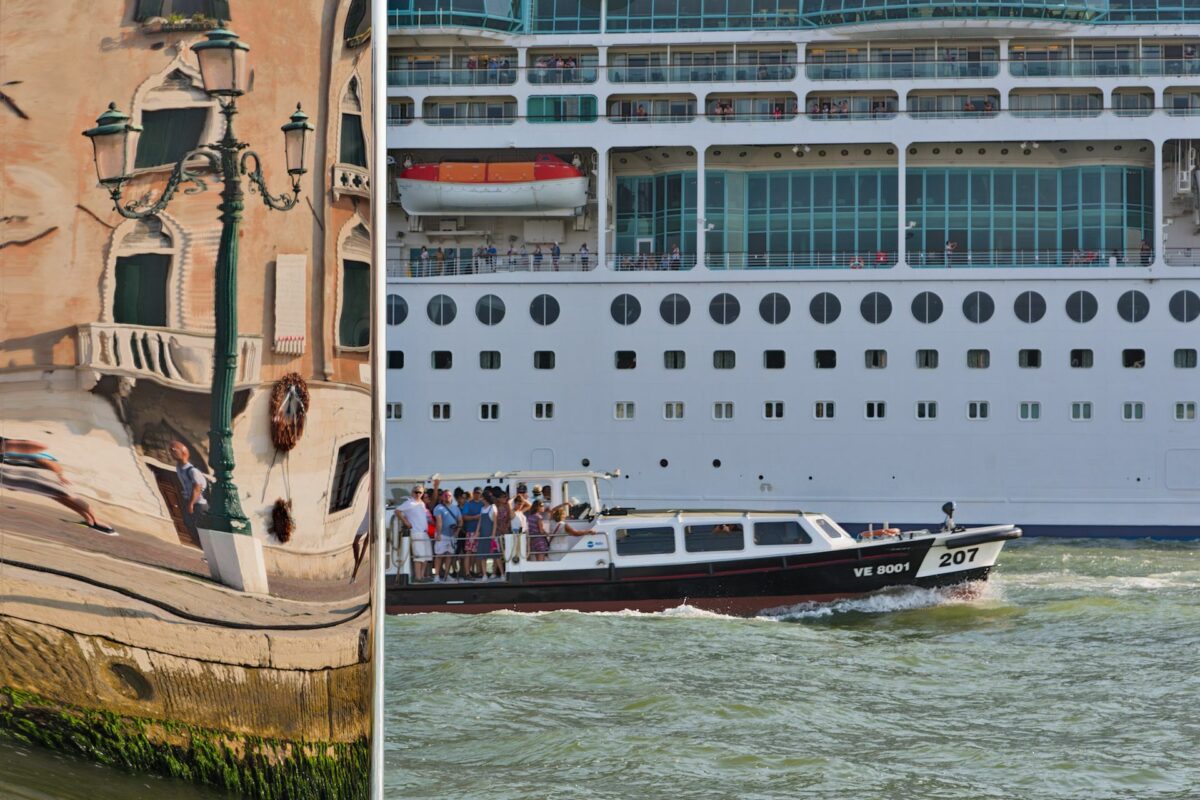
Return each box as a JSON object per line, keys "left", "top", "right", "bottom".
{"left": 396, "top": 154, "right": 588, "bottom": 217}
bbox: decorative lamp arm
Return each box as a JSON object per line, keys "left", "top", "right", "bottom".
{"left": 241, "top": 150, "right": 302, "bottom": 211}
{"left": 109, "top": 149, "right": 220, "bottom": 219}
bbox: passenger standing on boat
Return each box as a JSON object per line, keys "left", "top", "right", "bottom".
{"left": 533, "top": 245, "right": 543, "bottom": 270}
{"left": 473, "top": 490, "right": 497, "bottom": 579}
{"left": 527, "top": 499, "right": 549, "bottom": 561}
{"left": 460, "top": 487, "right": 484, "bottom": 578}
{"left": 418, "top": 246, "right": 429, "bottom": 277}
{"left": 546, "top": 505, "right": 592, "bottom": 553}
{"left": 434, "top": 246, "right": 445, "bottom": 276}
{"left": 398, "top": 485, "right": 433, "bottom": 582}
{"left": 492, "top": 492, "right": 513, "bottom": 578}
{"left": 578, "top": 242, "right": 589, "bottom": 269}
{"left": 433, "top": 490, "right": 462, "bottom": 582}
{"left": 511, "top": 498, "right": 529, "bottom": 562}
{"left": 551, "top": 241, "right": 561, "bottom": 270}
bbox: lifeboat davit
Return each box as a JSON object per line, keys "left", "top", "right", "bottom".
{"left": 395, "top": 154, "right": 589, "bottom": 217}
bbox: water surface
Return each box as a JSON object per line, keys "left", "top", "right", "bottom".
{"left": 385, "top": 539, "right": 1200, "bottom": 800}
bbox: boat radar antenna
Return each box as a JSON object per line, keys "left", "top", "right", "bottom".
{"left": 941, "top": 501, "right": 957, "bottom": 532}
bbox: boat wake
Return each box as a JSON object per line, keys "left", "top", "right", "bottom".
{"left": 760, "top": 582, "right": 1000, "bottom": 621}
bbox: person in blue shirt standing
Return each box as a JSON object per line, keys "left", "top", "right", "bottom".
{"left": 433, "top": 489, "right": 463, "bottom": 582}
{"left": 460, "top": 487, "right": 484, "bottom": 579}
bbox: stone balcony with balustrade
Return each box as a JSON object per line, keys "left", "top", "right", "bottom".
{"left": 77, "top": 323, "right": 263, "bottom": 392}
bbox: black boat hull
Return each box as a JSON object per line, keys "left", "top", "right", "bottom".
{"left": 384, "top": 534, "right": 1002, "bottom": 616}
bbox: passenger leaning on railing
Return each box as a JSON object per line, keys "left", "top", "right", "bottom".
{"left": 527, "top": 499, "right": 549, "bottom": 561}
{"left": 546, "top": 505, "right": 592, "bottom": 553}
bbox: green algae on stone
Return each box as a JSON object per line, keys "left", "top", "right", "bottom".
{"left": 0, "top": 688, "right": 367, "bottom": 800}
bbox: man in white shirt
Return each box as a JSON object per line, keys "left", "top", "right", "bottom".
{"left": 397, "top": 485, "right": 433, "bottom": 581}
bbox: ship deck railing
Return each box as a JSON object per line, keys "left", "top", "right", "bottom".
{"left": 386, "top": 526, "right": 614, "bottom": 582}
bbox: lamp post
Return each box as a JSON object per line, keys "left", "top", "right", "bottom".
{"left": 83, "top": 27, "right": 313, "bottom": 536}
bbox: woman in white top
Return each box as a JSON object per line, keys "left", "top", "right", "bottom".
{"left": 546, "top": 504, "right": 592, "bottom": 553}
{"left": 510, "top": 497, "right": 530, "bottom": 562}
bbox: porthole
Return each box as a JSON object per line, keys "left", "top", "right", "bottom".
{"left": 610, "top": 293, "right": 642, "bottom": 325}
{"left": 659, "top": 458, "right": 669, "bottom": 468}
{"left": 759, "top": 292, "right": 791, "bottom": 325}
{"left": 1013, "top": 291, "right": 1046, "bottom": 324}
{"left": 809, "top": 292, "right": 841, "bottom": 324}
{"left": 962, "top": 291, "right": 995, "bottom": 324}
{"left": 1117, "top": 290, "right": 1149, "bottom": 323}
{"left": 474, "top": 294, "right": 505, "bottom": 326}
{"left": 529, "top": 294, "right": 560, "bottom": 326}
{"left": 386, "top": 294, "right": 407, "bottom": 326}
{"left": 426, "top": 294, "right": 456, "bottom": 326}
{"left": 660, "top": 293, "right": 691, "bottom": 325}
{"left": 860, "top": 292, "right": 892, "bottom": 324}
{"left": 712, "top": 459, "right": 721, "bottom": 468}
{"left": 709, "top": 293, "right": 740, "bottom": 325}
{"left": 1169, "top": 289, "right": 1200, "bottom": 323}
{"left": 1065, "top": 290, "right": 1098, "bottom": 323}
{"left": 910, "top": 291, "right": 943, "bottom": 324}
{"left": 581, "top": 458, "right": 591, "bottom": 468}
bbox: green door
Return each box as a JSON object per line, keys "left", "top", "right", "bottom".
{"left": 114, "top": 254, "right": 169, "bottom": 326}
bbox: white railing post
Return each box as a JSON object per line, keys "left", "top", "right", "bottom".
{"left": 695, "top": 146, "right": 707, "bottom": 268}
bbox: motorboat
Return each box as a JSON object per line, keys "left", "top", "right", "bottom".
{"left": 383, "top": 471, "right": 1021, "bottom": 615}
{"left": 395, "top": 153, "right": 588, "bottom": 216}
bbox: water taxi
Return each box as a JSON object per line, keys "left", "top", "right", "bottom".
{"left": 384, "top": 471, "right": 1020, "bottom": 615}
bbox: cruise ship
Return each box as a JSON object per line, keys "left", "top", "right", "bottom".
{"left": 383, "top": 1, "right": 1200, "bottom": 539}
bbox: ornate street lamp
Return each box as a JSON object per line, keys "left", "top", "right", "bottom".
{"left": 83, "top": 26, "right": 311, "bottom": 536}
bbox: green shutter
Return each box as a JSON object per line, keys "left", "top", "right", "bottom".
{"left": 134, "top": 108, "right": 208, "bottom": 169}
{"left": 135, "top": 0, "right": 165, "bottom": 21}
{"left": 343, "top": 0, "right": 366, "bottom": 40}
{"left": 209, "top": 0, "right": 231, "bottom": 20}
{"left": 339, "top": 260, "right": 370, "bottom": 347}
{"left": 339, "top": 114, "right": 367, "bottom": 167}
{"left": 114, "top": 254, "right": 170, "bottom": 327}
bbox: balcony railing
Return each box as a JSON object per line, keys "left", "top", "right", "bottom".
{"left": 333, "top": 163, "right": 370, "bottom": 200}
{"left": 807, "top": 61, "right": 999, "bottom": 81}
{"left": 387, "top": 67, "right": 517, "bottom": 87}
{"left": 1165, "top": 248, "right": 1200, "bottom": 266}
{"left": 422, "top": 113, "right": 517, "bottom": 126}
{"left": 527, "top": 66, "right": 600, "bottom": 85}
{"left": 706, "top": 252, "right": 896, "bottom": 270}
{"left": 609, "top": 64, "right": 796, "bottom": 83}
{"left": 910, "top": 249, "right": 1151, "bottom": 268}
{"left": 1010, "top": 57, "right": 1200, "bottom": 77}
{"left": 607, "top": 253, "right": 697, "bottom": 271}
{"left": 77, "top": 323, "right": 262, "bottom": 392}
{"left": 607, "top": 112, "right": 696, "bottom": 124}
{"left": 388, "top": 251, "right": 596, "bottom": 278}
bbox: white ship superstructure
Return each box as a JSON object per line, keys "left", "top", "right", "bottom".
{"left": 384, "top": 1, "right": 1200, "bottom": 537}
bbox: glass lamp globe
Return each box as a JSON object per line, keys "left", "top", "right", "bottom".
{"left": 193, "top": 27, "right": 249, "bottom": 97}
{"left": 82, "top": 102, "right": 141, "bottom": 184}
{"left": 281, "top": 104, "right": 315, "bottom": 176}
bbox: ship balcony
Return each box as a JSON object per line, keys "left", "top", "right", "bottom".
{"left": 607, "top": 96, "right": 697, "bottom": 124}
{"left": 1008, "top": 90, "right": 1104, "bottom": 118}
{"left": 387, "top": 100, "right": 415, "bottom": 126}
{"left": 803, "top": 92, "right": 899, "bottom": 120}
{"left": 805, "top": 59, "right": 1000, "bottom": 81}
{"left": 387, "top": 48, "right": 519, "bottom": 88}
{"left": 527, "top": 49, "right": 600, "bottom": 85}
{"left": 422, "top": 97, "right": 518, "bottom": 125}
{"left": 77, "top": 323, "right": 262, "bottom": 392}
{"left": 1165, "top": 89, "right": 1200, "bottom": 116}
{"left": 705, "top": 94, "right": 799, "bottom": 122}
{"left": 906, "top": 91, "right": 1002, "bottom": 119}
{"left": 804, "top": 42, "right": 999, "bottom": 81}
{"left": 608, "top": 48, "right": 796, "bottom": 85}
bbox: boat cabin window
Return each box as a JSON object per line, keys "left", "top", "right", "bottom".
{"left": 812, "top": 518, "right": 849, "bottom": 540}
{"left": 560, "top": 480, "right": 591, "bottom": 518}
{"left": 684, "top": 523, "right": 745, "bottom": 553}
{"left": 754, "top": 521, "right": 812, "bottom": 546}
{"left": 616, "top": 526, "right": 676, "bottom": 556}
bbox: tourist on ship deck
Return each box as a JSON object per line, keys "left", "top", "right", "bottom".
{"left": 579, "top": 242, "right": 590, "bottom": 269}
{"left": 418, "top": 245, "right": 430, "bottom": 277}
{"left": 533, "top": 244, "right": 544, "bottom": 270}
{"left": 434, "top": 246, "right": 445, "bottom": 276}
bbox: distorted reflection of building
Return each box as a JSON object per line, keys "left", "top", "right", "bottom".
{"left": 2, "top": 0, "right": 373, "bottom": 581}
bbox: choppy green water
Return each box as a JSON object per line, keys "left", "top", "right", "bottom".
{"left": 385, "top": 539, "right": 1200, "bottom": 800}
{"left": 0, "top": 739, "right": 223, "bottom": 800}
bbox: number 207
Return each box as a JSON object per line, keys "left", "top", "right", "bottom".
{"left": 938, "top": 547, "right": 979, "bottom": 568}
